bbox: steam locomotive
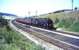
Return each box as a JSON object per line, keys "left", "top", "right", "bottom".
{"left": 16, "top": 17, "right": 56, "bottom": 30}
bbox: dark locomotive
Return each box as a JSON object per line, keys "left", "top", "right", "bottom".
{"left": 16, "top": 17, "right": 56, "bottom": 30}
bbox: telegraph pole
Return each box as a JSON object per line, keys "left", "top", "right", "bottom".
{"left": 72, "top": 0, "right": 73, "bottom": 11}
{"left": 35, "top": 10, "right": 38, "bottom": 17}
{"left": 28, "top": 11, "right": 31, "bottom": 17}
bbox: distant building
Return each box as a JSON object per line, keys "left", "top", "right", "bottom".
{"left": 3, "top": 15, "right": 16, "bottom": 20}
{"left": 0, "top": 12, "right": 18, "bottom": 20}
{"left": 53, "top": 9, "right": 72, "bottom": 13}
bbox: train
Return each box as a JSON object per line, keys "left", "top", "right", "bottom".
{"left": 16, "top": 17, "right": 56, "bottom": 30}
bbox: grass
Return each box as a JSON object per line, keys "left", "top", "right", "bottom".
{"left": 0, "top": 26, "right": 45, "bottom": 50}
{"left": 38, "top": 11, "right": 79, "bottom": 32}
{"left": 0, "top": 16, "right": 45, "bottom": 50}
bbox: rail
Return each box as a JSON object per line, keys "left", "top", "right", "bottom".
{"left": 11, "top": 20, "right": 79, "bottom": 50}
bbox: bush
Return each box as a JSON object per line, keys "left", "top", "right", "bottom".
{"left": 69, "top": 21, "right": 79, "bottom": 32}
{"left": 0, "top": 26, "right": 45, "bottom": 50}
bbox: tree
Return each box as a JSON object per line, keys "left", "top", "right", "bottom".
{"left": 74, "top": 7, "right": 78, "bottom": 11}
{"left": 0, "top": 15, "right": 8, "bottom": 27}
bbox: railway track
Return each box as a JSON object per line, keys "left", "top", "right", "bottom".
{"left": 12, "top": 20, "right": 79, "bottom": 50}
{"left": 54, "top": 30, "right": 79, "bottom": 37}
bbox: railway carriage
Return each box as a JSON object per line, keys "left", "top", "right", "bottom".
{"left": 16, "top": 17, "right": 56, "bottom": 30}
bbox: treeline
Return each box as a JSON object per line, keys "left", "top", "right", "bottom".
{"left": 0, "top": 16, "right": 11, "bottom": 31}
{"left": 0, "top": 16, "right": 8, "bottom": 27}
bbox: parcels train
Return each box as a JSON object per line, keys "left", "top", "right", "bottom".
{"left": 16, "top": 17, "right": 56, "bottom": 30}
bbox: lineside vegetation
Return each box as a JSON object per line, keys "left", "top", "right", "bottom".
{"left": 0, "top": 16, "right": 45, "bottom": 50}
{"left": 38, "top": 11, "right": 79, "bottom": 32}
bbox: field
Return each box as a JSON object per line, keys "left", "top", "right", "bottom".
{"left": 38, "top": 11, "right": 79, "bottom": 32}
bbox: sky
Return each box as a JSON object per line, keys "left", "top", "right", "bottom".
{"left": 0, "top": 0, "right": 79, "bottom": 17}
